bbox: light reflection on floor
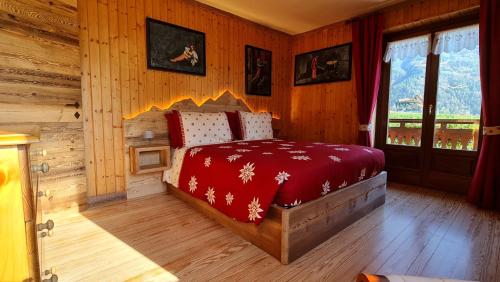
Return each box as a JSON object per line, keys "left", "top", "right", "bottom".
{"left": 43, "top": 212, "right": 178, "bottom": 282}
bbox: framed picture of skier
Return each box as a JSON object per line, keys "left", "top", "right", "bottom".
{"left": 146, "top": 17, "right": 206, "bottom": 76}
{"left": 245, "top": 45, "right": 272, "bottom": 96}
{"left": 294, "top": 43, "right": 351, "bottom": 86}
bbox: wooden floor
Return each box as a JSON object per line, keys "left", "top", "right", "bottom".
{"left": 43, "top": 183, "right": 500, "bottom": 282}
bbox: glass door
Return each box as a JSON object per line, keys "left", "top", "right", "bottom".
{"left": 376, "top": 23, "right": 482, "bottom": 193}
{"left": 376, "top": 34, "right": 433, "bottom": 185}
{"left": 431, "top": 46, "right": 481, "bottom": 151}
{"left": 422, "top": 25, "right": 482, "bottom": 192}
{"left": 386, "top": 46, "right": 427, "bottom": 148}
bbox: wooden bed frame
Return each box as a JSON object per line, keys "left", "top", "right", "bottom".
{"left": 168, "top": 171, "right": 386, "bottom": 264}
{"left": 123, "top": 91, "right": 387, "bottom": 264}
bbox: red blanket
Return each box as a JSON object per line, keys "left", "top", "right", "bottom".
{"left": 178, "top": 139, "right": 385, "bottom": 224}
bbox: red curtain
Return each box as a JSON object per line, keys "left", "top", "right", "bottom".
{"left": 467, "top": 0, "right": 500, "bottom": 210}
{"left": 352, "top": 14, "right": 384, "bottom": 147}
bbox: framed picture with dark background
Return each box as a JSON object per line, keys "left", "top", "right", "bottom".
{"left": 294, "top": 43, "right": 352, "bottom": 86}
{"left": 245, "top": 45, "right": 272, "bottom": 96}
{"left": 146, "top": 17, "right": 206, "bottom": 76}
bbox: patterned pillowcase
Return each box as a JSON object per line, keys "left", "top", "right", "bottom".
{"left": 238, "top": 111, "right": 273, "bottom": 140}
{"left": 178, "top": 111, "right": 232, "bottom": 147}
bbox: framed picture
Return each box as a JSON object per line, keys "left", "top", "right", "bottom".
{"left": 294, "top": 43, "right": 352, "bottom": 86}
{"left": 245, "top": 45, "right": 272, "bottom": 96}
{"left": 146, "top": 17, "right": 206, "bottom": 76}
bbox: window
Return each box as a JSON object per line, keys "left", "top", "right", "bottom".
{"left": 382, "top": 24, "right": 481, "bottom": 151}
{"left": 384, "top": 35, "right": 430, "bottom": 147}
{"left": 432, "top": 25, "right": 481, "bottom": 151}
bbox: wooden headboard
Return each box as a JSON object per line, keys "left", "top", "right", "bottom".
{"left": 123, "top": 91, "right": 251, "bottom": 198}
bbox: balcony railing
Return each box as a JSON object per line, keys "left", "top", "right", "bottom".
{"left": 387, "top": 118, "right": 480, "bottom": 151}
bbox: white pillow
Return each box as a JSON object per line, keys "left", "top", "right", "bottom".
{"left": 178, "top": 111, "right": 232, "bottom": 147}
{"left": 238, "top": 111, "right": 273, "bottom": 140}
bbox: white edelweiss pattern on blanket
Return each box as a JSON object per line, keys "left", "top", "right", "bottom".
{"left": 359, "top": 168, "right": 366, "bottom": 181}
{"left": 190, "top": 147, "right": 203, "bottom": 157}
{"left": 291, "top": 155, "right": 311, "bottom": 161}
{"left": 176, "top": 140, "right": 385, "bottom": 224}
{"left": 188, "top": 176, "right": 198, "bottom": 193}
{"left": 236, "top": 149, "right": 252, "bottom": 153}
{"left": 275, "top": 171, "right": 290, "bottom": 184}
{"left": 204, "top": 157, "right": 211, "bottom": 167}
{"left": 205, "top": 187, "right": 215, "bottom": 204}
{"left": 329, "top": 155, "right": 342, "bottom": 162}
{"left": 239, "top": 162, "right": 255, "bottom": 184}
{"left": 248, "top": 197, "right": 263, "bottom": 221}
{"left": 321, "top": 180, "right": 331, "bottom": 196}
{"left": 225, "top": 192, "right": 234, "bottom": 205}
{"left": 218, "top": 145, "right": 232, "bottom": 149}
{"left": 363, "top": 148, "right": 374, "bottom": 153}
{"left": 287, "top": 199, "right": 302, "bottom": 207}
{"left": 227, "top": 154, "right": 242, "bottom": 163}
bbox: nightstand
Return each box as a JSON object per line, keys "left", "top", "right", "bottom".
{"left": 129, "top": 144, "right": 170, "bottom": 175}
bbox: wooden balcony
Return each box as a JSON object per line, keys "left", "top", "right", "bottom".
{"left": 387, "top": 119, "right": 480, "bottom": 151}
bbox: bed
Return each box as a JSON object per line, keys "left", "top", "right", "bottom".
{"left": 123, "top": 91, "right": 387, "bottom": 264}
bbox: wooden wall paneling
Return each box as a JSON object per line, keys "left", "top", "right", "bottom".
{"left": 118, "top": 0, "right": 130, "bottom": 118}
{"left": 0, "top": 0, "right": 84, "bottom": 211}
{"left": 98, "top": 0, "right": 117, "bottom": 195}
{"left": 146, "top": 0, "right": 152, "bottom": 106}
{"left": 205, "top": 9, "right": 213, "bottom": 98}
{"left": 79, "top": 0, "right": 96, "bottom": 198}
{"left": 177, "top": 0, "right": 187, "bottom": 98}
{"left": 186, "top": 1, "right": 195, "bottom": 99}
{"left": 214, "top": 10, "right": 220, "bottom": 96}
{"left": 136, "top": 0, "right": 146, "bottom": 113}
{"left": 0, "top": 82, "right": 80, "bottom": 106}
{"left": 87, "top": 0, "right": 107, "bottom": 197}
{"left": 127, "top": 0, "right": 138, "bottom": 117}
{"left": 31, "top": 123, "right": 87, "bottom": 212}
{"left": 290, "top": 21, "right": 358, "bottom": 144}
{"left": 383, "top": 0, "right": 479, "bottom": 32}
{"left": 226, "top": 16, "right": 232, "bottom": 96}
{"left": 150, "top": 0, "right": 160, "bottom": 106}
{"left": 109, "top": 0, "right": 125, "bottom": 193}
{"left": 195, "top": 7, "right": 201, "bottom": 100}
{"left": 80, "top": 0, "right": 293, "bottom": 199}
{"left": 189, "top": 4, "right": 197, "bottom": 101}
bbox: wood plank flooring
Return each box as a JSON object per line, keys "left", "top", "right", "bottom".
{"left": 42, "top": 183, "right": 500, "bottom": 282}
